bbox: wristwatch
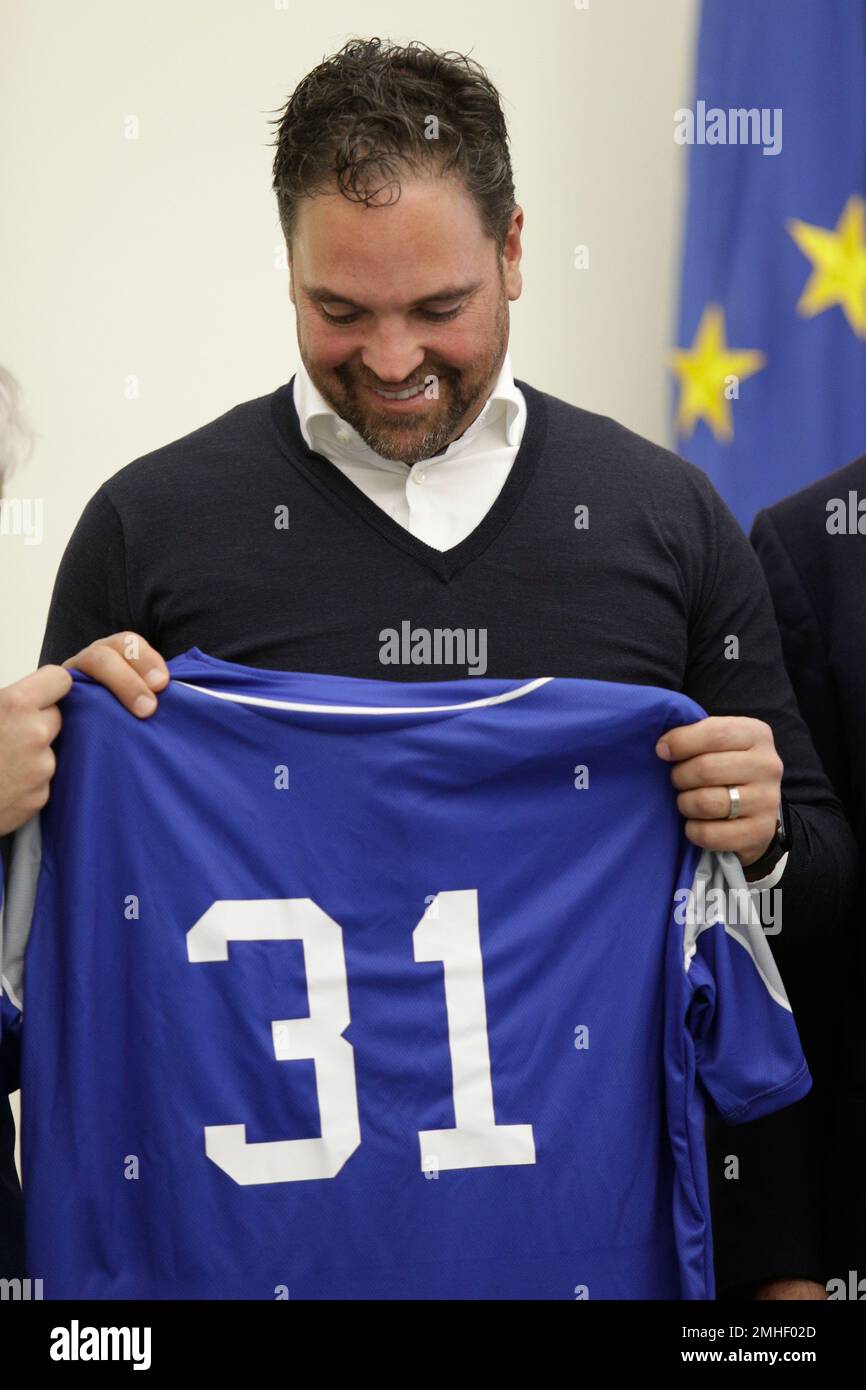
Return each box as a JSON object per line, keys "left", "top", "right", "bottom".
{"left": 744, "top": 802, "right": 788, "bottom": 880}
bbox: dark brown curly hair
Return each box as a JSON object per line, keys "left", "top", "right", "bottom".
{"left": 270, "top": 37, "right": 516, "bottom": 254}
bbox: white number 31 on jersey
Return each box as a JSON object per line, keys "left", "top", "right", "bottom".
{"left": 186, "top": 890, "right": 536, "bottom": 1186}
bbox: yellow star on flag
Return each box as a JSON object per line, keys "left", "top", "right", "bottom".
{"left": 670, "top": 305, "right": 766, "bottom": 443}
{"left": 787, "top": 194, "right": 866, "bottom": 339}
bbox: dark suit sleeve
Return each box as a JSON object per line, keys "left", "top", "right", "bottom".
{"left": 750, "top": 508, "right": 853, "bottom": 814}
{"left": 39, "top": 486, "right": 137, "bottom": 667}
{"left": 681, "top": 478, "right": 858, "bottom": 977}
{"left": 747, "top": 503, "right": 865, "bottom": 1286}
{"left": 682, "top": 488, "right": 858, "bottom": 1297}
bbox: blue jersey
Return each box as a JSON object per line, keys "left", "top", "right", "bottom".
{"left": 0, "top": 649, "right": 810, "bottom": 1299}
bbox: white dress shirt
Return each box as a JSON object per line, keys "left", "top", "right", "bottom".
{"left": 293, "top": 353, "right": 526, "bottom": 551}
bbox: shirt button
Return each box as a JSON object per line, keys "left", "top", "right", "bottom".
{"left": 336, "top": 428, "right": 350, "bottom": 443}
{"left": 412, "top": 470, "right": 426, "bottom": 485}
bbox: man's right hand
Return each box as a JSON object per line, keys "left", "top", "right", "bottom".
{"left": 62, "top": 633, "right": 170, "bottom": 717}
{"left": 0, "top": 635, "right": 168, "bottom": 837}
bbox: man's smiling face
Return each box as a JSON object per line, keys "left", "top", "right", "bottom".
{"left": 289, "top": 174, "right": 523, "bottom": 464}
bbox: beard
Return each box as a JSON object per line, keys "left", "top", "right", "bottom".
{"left": 300, "top": 290, "right": 510, "bottom": 466}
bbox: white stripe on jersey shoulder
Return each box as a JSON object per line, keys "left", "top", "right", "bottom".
{"left": 682, "top": 849, "right": 791, "bottom": 1011}
{"left": 173, "top": 675, "right": 554, "bottom": 715}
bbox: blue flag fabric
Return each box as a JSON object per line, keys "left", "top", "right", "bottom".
{"left": 673, "top": 0, "right": 866, "bottom": 531}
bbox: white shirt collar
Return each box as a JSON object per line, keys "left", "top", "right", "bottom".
{"left": 293, "top": 351, "right": 523, "bottom": 470}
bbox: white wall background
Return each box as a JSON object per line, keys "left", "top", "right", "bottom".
{"left": 0, "top": 0, "right": 699, "bottom": 684}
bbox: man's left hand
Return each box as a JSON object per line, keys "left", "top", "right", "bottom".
{"left": 656, "top": 716, "right": 782, "bottom": 871}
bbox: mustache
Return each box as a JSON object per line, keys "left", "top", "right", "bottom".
{"left": 339, "top": 367, "right": 450, "bottom": 393}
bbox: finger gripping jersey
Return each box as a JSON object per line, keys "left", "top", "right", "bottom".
{"left": 0, "top": 650, "right": 810, "bottom": 1299}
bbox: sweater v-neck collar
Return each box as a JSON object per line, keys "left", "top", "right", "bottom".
{"left": 269, "top": 375, "right": 548, "bottom": 583}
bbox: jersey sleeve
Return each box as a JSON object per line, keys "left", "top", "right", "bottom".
{"left": 681, "top": 849, "right": 812, "bottom": 1124}
{"left": 0, "top": 816, "right": 42, "bottom": 1094}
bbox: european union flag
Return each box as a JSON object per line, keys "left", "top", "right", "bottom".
{"left": 672, "top": 0, "right": 866, "bottom": 530}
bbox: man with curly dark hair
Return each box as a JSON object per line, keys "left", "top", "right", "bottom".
{"left": 28, "top": 37, "right": 857, "bottom": 1300}
{"left": 269, "top": 39, "right": 518, "bottom": 470}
